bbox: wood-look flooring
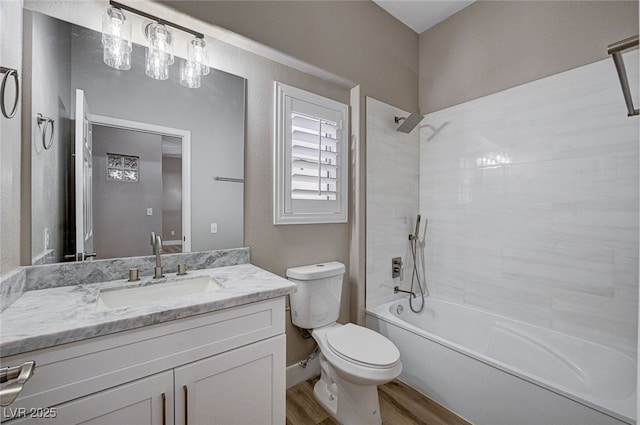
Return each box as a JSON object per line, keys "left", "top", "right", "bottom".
{"left": 286, "top": 378, "right": 469, "bottom": 425}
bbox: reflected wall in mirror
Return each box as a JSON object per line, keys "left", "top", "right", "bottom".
{"left": 26, "top": 9, "right": 246, "bottom": 264}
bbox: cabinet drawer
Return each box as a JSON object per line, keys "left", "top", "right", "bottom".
{"left": 2, "top": 297, "right": 285, "bottom": 420}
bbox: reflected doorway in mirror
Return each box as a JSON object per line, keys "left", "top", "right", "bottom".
{"left": 86, "top": 112, "right": 192, "bottom": 260}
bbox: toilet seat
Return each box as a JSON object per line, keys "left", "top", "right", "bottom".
{"left": 326, "top": 323, "right": 400, "bottom": 369}
{"left": 312, "top": 322, "right": 403, "bottom": 387}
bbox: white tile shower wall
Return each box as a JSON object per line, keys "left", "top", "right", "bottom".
{"left": 366, "top": 97, "right": 420, "bottom": 308}
{"left": 419, "top": 51, "right": 639, "bottom": 354}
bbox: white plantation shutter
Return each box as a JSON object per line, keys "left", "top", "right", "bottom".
{"left": 290, "top": 112, "right": 338, "bottom": 201}
{"left": 274, "top": 82, "right": 348, "bottom": 224}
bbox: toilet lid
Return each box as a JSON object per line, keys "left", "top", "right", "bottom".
{"left": 326, "top": 324, "right": 400, "bottom": 367}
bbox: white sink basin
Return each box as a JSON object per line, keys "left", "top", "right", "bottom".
{"left": 95, "top": 275, "right": 223, "bottom": 310}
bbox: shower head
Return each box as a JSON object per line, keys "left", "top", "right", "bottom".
{"left": 395, "top": 113, "right": 424, "bottom": 133}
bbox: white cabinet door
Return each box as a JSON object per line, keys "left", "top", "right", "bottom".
{"left": 9, "top": 371, "right": 174, "bottom": 425}
{"left": 175, "top": 335, "right": 285, "bottom": 425}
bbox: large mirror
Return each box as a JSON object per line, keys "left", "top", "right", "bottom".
{"left": 26, "top": 8, "right": 246, "bottom": 264}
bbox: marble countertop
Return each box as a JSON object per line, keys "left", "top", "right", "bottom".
{"left": 0, "top": 264, "right": 296, "bottom": 357}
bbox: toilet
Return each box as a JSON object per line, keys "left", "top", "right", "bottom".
{"left": 287, "top": 261, "right": 402, "bottom": 425}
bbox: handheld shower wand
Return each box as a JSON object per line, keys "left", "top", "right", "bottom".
{"left": 406, "top": 214, "right": 426, "bottom": 313}
{"left": 409, "top": 214, "right": 421, "bottom": 241}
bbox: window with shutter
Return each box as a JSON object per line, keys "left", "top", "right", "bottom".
{"left": 274, "top": 82, "right": 349, "bottom": 224}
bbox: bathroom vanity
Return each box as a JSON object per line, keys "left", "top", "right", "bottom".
{"left": 0, "top": 258, "right": 296, "bottom": 424}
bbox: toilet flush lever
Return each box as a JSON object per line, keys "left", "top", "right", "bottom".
{"left": 392, "top": 257, "right": 403, "bottom": 280}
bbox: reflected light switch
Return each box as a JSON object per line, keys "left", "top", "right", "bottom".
{"left": 210, "top": 223, "right": 218, "bottom": 234}
{"left": 44, "top": 228, "right": 50, "bottom": 251}
{"left": 147, "top": 208, "right": 153, "bottom": 216}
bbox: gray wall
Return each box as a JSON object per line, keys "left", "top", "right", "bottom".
{"left": 162, "top": 156, "right": 182, "bottom": 243}
{"left": 69, "top": 24, "right": 245, "bottom": 252}
{"left": 207, "top": 40, "right": 351, "bottom": 365}
{"left": 92, "top": 126, "right": 163, "bottom": 259}
{"left": 27, "top": 11, "right": 72, "bottom": 264}
{"left": 161, "top": 0, "right": 419, "bottom": 361}
{"left": 1, "top": 0, "right": 23, "bottom": 275}
{"left": 418, "top": 0, "right": 640, "bottom": 113}
{"left": 163, "top": 1, "right": 420, "bottom": 113}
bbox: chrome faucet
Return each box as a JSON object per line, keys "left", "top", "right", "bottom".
{"left": 150, "top": 232, "right": 164, "bottom": 278}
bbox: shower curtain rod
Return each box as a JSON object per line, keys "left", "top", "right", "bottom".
{"left": 607, "top": 35, "right": 639, "bottom": 117}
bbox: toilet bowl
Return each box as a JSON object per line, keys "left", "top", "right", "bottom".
{"left": 313, "top": 323, "right": 402, "bottom": 386}
{"left": 287, "top": 262, "right": 402, "bottom": 425}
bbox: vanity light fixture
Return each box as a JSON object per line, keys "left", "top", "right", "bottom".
{"left": 101, "top": 6, "right": 132, "bottom": 70}
{"left": 180, "top": 36, "right": 209, "bottom": 87}
{"left": 188, "top": 37, "right": 210, "bottom": 76}
{"left": 144, "top": 22, "right": 173, "bottom": 80}
{"left": 104, "top": 1, "right": 208, "bottom": 87}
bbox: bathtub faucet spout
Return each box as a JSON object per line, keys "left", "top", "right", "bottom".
{"left": 394, "top": 286, "right": 417, "bottom": 298}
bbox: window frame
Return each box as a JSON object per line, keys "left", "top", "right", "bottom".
{"left": 273, "top": 82, "right": 349, "bottom": 225}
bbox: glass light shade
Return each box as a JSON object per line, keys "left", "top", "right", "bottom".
{"left": 145, "top": 48, "right": 170, "bottom": 80}
{"left": 145, "top": 23, "right": 173, "bottom": 80}
{"left": 180, "top": 59, "right": 201, "bottom": 88}
{"left": 188, "top": 37, "right": 210, "bottom": 76}
{"left": 102, "top": 7, "right": 132, "bottom": 70}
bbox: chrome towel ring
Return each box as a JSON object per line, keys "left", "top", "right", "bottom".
{"left": 0, "top": 66, "right": 19, "bottom": 119}
{"left": 37, "top": 113, "right": 55, "bottom": 150}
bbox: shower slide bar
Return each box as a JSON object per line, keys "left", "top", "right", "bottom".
{"left": 607, "top": 35, "right": 639, "bottom": 117}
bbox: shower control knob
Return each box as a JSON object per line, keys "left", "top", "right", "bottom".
{"left": 392, "top": 257, "right": 403, "bottom": 280}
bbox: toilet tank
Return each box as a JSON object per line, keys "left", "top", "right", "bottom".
{"left": 287, "top": 261, "right": 346, "bottom": 329}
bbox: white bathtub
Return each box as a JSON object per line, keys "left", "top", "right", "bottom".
{"left": 366, "top": 297, "right": 636, "bottom": 425}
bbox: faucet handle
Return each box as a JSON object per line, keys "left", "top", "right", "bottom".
{"left": 128, "top": 268, "right": 140, "bottom": 282}
{"left": 392, "top": 257, "right": 404, "bottom": 280}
